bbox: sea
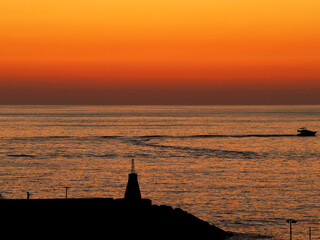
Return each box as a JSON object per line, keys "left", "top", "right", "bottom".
{"left": 0, "top": 105, "right": 319, "bottom": 239}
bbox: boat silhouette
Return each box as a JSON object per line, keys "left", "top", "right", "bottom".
{"left": 297, "top": 127, "right": 317, "bottom": 136}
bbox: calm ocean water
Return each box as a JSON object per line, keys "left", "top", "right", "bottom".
{"left": 0, "top": 105, "right": 319, "bottom": 239}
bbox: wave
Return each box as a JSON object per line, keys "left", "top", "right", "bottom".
{"left": 7, "top": 136, "right": 74, "bottom": 141}
{"left": 7, "top": 154, "right": 35, "bottom": 158}
{"left": 100, "top": 136, "right": 121, "bottom": 139}
{"left": 227, "top": 232, "right": 273, "bottom": 240}
{"left": 48, "top": 136, "right": 71, "bottom": 139}
{"left": 7, "top": 136, "right": 102, "bottom": 141}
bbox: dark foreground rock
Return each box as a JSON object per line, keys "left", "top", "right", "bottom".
{"left": 1, "top": 198, "right": 230, "bottom": 239}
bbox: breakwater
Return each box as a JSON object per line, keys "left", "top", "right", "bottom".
{"left": 2, "top": 197, "right": 229, "bottom": 239}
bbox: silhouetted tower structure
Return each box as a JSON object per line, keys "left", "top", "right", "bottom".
{"left": 124, "top": 159, "right": 142, "bottom": 200}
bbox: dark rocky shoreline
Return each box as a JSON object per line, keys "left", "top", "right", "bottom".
{"left": 1, "top": 198, "right": 230, "bottom": 239}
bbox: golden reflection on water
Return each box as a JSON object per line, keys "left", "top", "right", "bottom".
{"left": 0, "top": 105, "right": 319, "bottom": 239}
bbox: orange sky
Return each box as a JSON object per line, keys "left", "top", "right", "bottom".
{"left": 0, "top": 0, "right": 320, "bottom": 104}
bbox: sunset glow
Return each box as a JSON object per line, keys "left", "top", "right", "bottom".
{"left": 1, "top": 0, "right": 320, "bottom": 104}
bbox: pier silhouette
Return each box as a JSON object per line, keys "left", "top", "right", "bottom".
{"left": 1, "top": 160, "right": 229, "bottom": 239}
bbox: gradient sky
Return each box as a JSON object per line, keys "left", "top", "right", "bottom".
{"left": 1, "top": 0, "right": 320, "bottom": 104}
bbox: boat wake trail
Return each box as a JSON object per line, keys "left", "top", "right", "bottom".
{"left": 139, "top": 134, "right": 296, "bottom": 139}
{"left": 192, "top": 134, "right": 296, "bottom": 138}
{"left": 129, "top": 139, "right": 261, "bottom": 159}
{"left": 4, "top": 133, "right": 296, "bottom": 142}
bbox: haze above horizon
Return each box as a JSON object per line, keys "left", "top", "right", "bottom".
{"left": 1, "top": 0, "right": 319, "bottom": 104}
